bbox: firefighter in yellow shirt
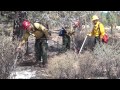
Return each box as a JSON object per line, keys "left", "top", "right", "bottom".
{"left": 17, "top": 20, "right": 50, "bottom": 68}
{"left": 87, "top": 15, "right": 105, "bottom": 45}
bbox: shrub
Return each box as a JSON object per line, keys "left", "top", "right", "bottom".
{"left": 0, "top": 36, "right": 16, "bottom": 79}
{"left": 47, "top": 51, "right": 96, "bottom": 79}
{"left": 93, "top": 40, "right": 120, "bottom": 79}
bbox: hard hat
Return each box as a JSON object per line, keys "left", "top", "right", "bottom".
{"left": 92, "top": 15, "right": 99, "bottom": 21}
{"left": 22, "top": 20, "right": 31, "bottom": 30}
{"left": 34, "top": 23, "right": 40, "bottom": 29}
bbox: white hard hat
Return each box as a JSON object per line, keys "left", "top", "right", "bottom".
{"left": 92, "top": 15, "right": 99, "bottom": 21}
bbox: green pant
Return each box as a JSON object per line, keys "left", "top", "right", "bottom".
{"left": 61, "top": 35, "right": 70, "bottom": 52}
{"left": 94, "top": 37, "right": 100, "bottom": 45}
{"left": 94, "top": 37, "right": 104, "bottom": 45}
{"left": 35, "top": 39, "right": 48, "bottom": 65}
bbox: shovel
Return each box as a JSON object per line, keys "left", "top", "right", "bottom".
{"left": 79, "top": 35, "right": 88, "bottom": 54}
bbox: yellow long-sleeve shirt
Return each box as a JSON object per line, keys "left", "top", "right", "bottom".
{"left": 21, "top": 23, "right": 49, "bottom": 43}
{"left": 66, "top": 27, "right": 75, "bottom": 36}
{"left": 90, "top": 21, "right": 105, "bottom": 39}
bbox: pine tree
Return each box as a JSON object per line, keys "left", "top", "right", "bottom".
{"left": 106, "top": 11, "right": 116, "bottom": 34}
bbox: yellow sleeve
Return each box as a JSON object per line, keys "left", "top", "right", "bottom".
{"left": 99, "top": 23, "right": 105, "bottom": 39}
{"left": 67, "top": 29, "right": 75, "bottom": 36}
{"left": 39, "top": 24, "right": 49, "bottom": 38}
{"left": 71, "top": 28, "right": 75, "bottom": 35}
{"left": 88, "top": 29, "right": 94, "bottom": 36}
{"left": 21, "top": 31, "right": 30, "bottom": 42}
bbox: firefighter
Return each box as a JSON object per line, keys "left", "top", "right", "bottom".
{"left": 17, "top": 20, "right": 50, "bottom": 68}
{"left": 71, "top": 20, "right": 81, "bottom": 53}
{"left": 59, "top": 25, "right": 75, "bottom": 53}
{"left": 87, "top": 15, "right": 106, "bottom": 45}
{"left": 62, "top": 27, "right": 71, "bottom": 51}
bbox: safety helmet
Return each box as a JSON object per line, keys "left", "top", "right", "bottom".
{"left": 92, "top": 15, "right": 99, "bottom": 21}
{"left": 22, "top": 20, "right": 31, "bottom": 30}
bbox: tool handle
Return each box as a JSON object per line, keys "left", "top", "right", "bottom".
{"left": 79, "top": 35, "right": 88, "bottom": 54}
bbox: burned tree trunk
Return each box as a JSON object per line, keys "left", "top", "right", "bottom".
{"left": 110, "top": 24, "right": 114, "bottom": 34}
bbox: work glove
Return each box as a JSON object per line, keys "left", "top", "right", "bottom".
{"left": 87, "top": 33, "right": 92, "bottom": 36}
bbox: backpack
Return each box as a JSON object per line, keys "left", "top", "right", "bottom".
{"left": 98, "top": 23, "right": 109, "bottom": 43}
{"left": 59, "top": 28, "right": 66, "bottom": 36}
{"left": 102, "top": 34, "right": 109, "bottom": 43}
{"left": 32, "top": 23, "right": 46, "bottom": 38}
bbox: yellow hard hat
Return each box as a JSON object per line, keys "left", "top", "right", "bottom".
{"left": 33, "top": 23, "right": 40, "bottom": 29}
{"left": 92, "top": 15, "right": 99, "bottom": 21}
